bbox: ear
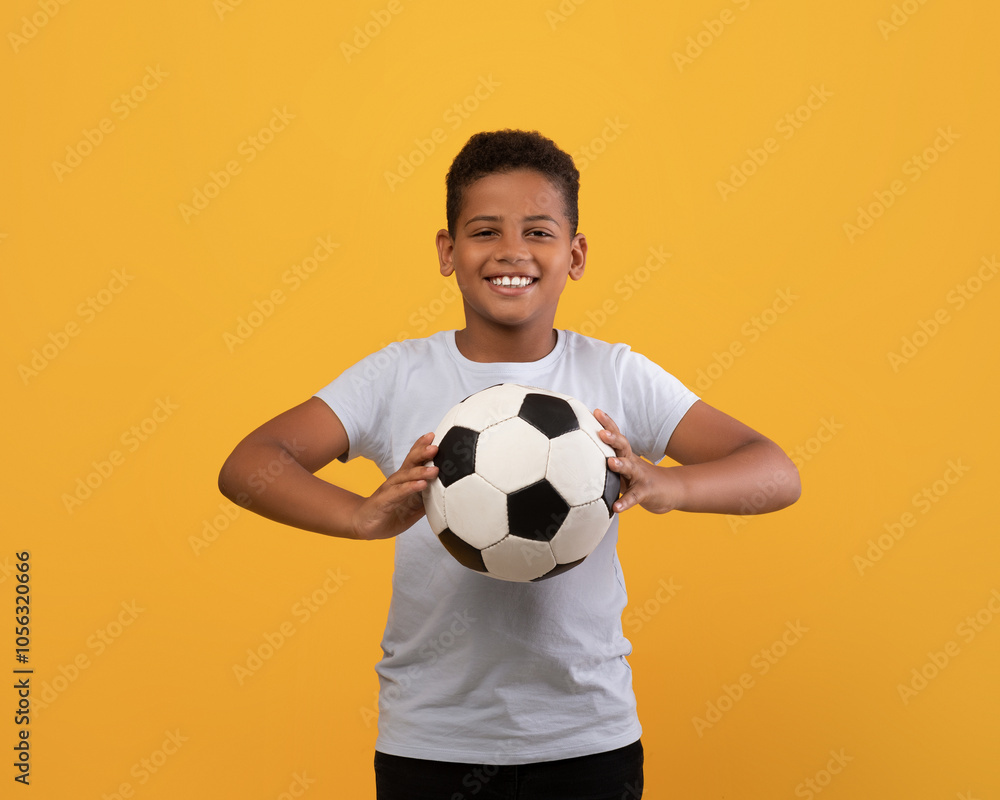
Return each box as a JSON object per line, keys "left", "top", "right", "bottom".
{"left": 436, "top": 229, "right": 455, "bottom": 276}
{"left": 568, "top": 233, "right": 587, "bottom": 281}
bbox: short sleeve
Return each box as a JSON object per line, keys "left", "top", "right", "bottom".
{"left": 312, "top": 344, "right": 403, "bottom": 468}
{"left": 616, "top": 348, "right": 699, "bottom": 463}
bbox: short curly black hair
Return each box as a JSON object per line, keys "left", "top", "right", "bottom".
{"left": 445, "top": 129, "right": 579, "bottom": 238}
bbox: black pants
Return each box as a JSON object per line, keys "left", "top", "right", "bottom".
{"left": 374, "top": 739, "right": 643, "bottom": 800}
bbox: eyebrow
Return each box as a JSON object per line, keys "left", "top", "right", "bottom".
{"left": 464, "top": 214, "right": 561, "bottom": 228}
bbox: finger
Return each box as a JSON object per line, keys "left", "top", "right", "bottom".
{"left": 402, "top": 432, "right": 438, "bottom": 468}
{"left": 607, "top": 455, "right": 642, "bottom": 496}
{"left": 607, "top": 454, "right": 626, "bottom": 475}
{"left": 594, "top": 408, "right": 621, "bottom": 435}
{"left": 613, "top": 487, "right": 641, "bottom": 514}
{"left": 408, "top": 431, "right": 436, "bottom": 455}
{"left": 599, "top": 429, "right": 634, "bottom": 460}
{"left": 605, "top": 454, "right": 643, "bottom": 513}
{"left": 374, "top": 480, "right": 429, "bottom": 522}
{"left": 362, "top": 492, "right": 427, "bottom": 539}
{"left": 385, "top": 484, "right": 427, "bottom": 514}
{"left": 594, "top": 410, "right": 632, "bottom": 455}
{"left": 386, "top": 463, "right": 438, "bottom": 489}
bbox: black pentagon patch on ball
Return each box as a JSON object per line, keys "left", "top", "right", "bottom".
{"left": 507, "top": 480, "right": 570, "bottom": 542}
{"left": 518, "top": 393, "right": 579, "bottom": 439}
{"left": 434, "top": 427, "right": 478, "bottom": 488}
{"left": 437, "top": 528, "right": 488, "bottom": 572}
{"left": 602, "top": 469, "right": 621, "bottom": 516}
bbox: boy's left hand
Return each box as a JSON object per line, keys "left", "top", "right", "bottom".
{"left": 595, "top": 409, "right": 683, "bottom": 515}
{"left": 594, "top": 401, "right": 801, "bottom": 517}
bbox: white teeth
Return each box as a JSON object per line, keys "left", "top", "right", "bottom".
{"left": 491, "top": 276, "right": 534, "bottom": 287}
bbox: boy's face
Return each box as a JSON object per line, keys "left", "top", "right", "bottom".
{"left": 436, "top": 169, "right": 586, "bottom": 339}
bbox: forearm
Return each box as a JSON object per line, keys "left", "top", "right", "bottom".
{"left": 663, "top": 439, "right": 801, "bottom": 515}
{"left": 218, "top": 441, "right": 365, "bottom": 538}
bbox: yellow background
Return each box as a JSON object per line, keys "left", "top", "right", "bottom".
{"left": 4, "top": 0, "right": 998, "bottom": 797}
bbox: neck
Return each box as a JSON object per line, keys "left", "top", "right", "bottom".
{"left": 455, "top": 323, "right": 558, "bottom": 363}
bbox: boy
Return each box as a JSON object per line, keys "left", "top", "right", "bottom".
{"left": 218, "top": 129, "right": 800, "bottom": 799}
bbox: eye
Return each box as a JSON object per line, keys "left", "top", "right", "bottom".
{"left": 472, "top": 230, "right": 498, "bottom": 237}
{"left": 527, "top": 230, "right": 553, "bottom": 237}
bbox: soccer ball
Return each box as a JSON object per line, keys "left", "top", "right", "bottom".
{"left": 421, "top": 383, "right": 620, "bottom": 582}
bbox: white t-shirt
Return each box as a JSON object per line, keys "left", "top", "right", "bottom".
{"left": 314, "top": 329, "right": 698, "bottom": 764}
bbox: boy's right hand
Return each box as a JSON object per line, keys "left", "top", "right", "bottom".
{"left": 219, "top": 399, "right": 440, "bottom": 541}
{"left": 351, "top": 433, "right": 439, "bottom": 541}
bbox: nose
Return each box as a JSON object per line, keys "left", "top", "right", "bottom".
{"left": 493, "top": 229, "right": 530, "bottom": 265}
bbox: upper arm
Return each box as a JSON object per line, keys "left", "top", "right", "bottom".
{"left": 230, "top": 396, "right": 350, "bottom": 474}
{"left": 663, "top": 400, "right": 771, "bottom": 465}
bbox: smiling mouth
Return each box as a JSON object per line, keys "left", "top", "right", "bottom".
{"left": 488, "top": 276, "right": 536, "bottom": 287}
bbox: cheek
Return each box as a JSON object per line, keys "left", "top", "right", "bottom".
{"left": 547, "top": 270, "right": 571, "bottom": 290}
{"left": 453, "top": 271, "right": 481, "bottom": 297}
